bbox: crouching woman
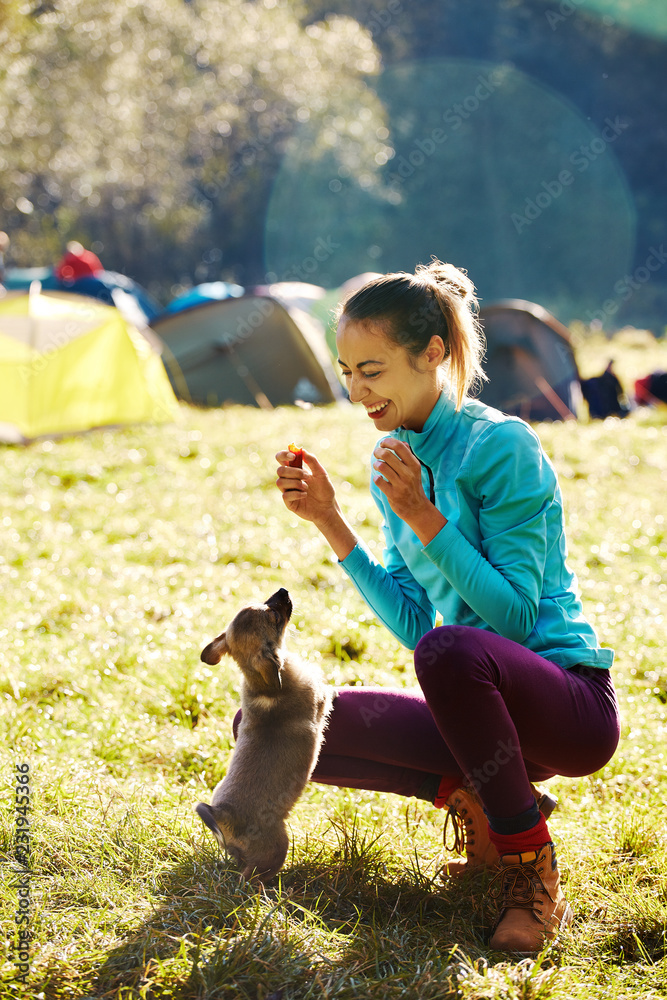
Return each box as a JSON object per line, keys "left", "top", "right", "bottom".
{"left": 275, "top": 260, "right": 620, "bottom": 953}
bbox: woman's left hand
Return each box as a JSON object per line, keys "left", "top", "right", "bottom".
{"left": 373, "top": 437, "right": 447, "bottom": 544}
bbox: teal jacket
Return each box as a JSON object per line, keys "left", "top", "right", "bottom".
{"left": 341, "top": 391, "right": 613, "bottom": 670}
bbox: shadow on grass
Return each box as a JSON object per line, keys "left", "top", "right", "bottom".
{"left": 89, "top": 830, "right": 494, "bottom": 999}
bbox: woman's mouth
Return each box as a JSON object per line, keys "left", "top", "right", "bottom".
{"left": 366, "top": 401, "right": 390, "bottom": 419}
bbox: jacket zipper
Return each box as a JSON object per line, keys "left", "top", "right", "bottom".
{"left": 417, "top": 458, "right": 436, "bottom": 504}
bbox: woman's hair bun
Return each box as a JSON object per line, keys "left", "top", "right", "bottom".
{"left": 414, "top": 258, "right": 476, "bottom": 304}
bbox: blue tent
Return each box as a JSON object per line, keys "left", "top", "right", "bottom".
{"left": 162, "top": 281, "right": 245, "bottom": 315}
{"left": 4, "top": 267, "right": 160, "bottom": 326}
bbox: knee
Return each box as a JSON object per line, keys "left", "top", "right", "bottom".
{"left": 414, "top": 626, "right": 490, "bottom": 692}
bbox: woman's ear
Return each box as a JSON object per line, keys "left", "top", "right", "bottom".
{"left": 425, "top": 335, "right": 447, "bottom": 368}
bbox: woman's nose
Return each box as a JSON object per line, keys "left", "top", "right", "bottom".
{"left": 348, "top": 375, "right": 368, "bottom": 403}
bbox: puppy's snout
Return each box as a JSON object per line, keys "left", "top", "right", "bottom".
{"left": 266, "top": 588, "right": 292, "bottom": 621}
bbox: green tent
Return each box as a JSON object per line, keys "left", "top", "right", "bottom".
{"left": 151, "top": 295, "right": 344, "bottom": 407}
{"left": 477, "top": 300, "right": 580, "bottom": 421}
{"left": 0, "top": 288, "right": 177, "bottom": 443}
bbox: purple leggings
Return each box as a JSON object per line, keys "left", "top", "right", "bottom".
{"left": 305, "top": 626, "right": 620, "bottom": 820}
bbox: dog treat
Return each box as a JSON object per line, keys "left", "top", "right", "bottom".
{"left": 285, "top": 443, "right": 303, "bottom": 492}
{"left": 288, "top": 442, "right": 303, "bottom": 467}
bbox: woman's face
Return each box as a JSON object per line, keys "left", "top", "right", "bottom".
{"left": 336, "top": 317, "right": 444, "bottom": 433}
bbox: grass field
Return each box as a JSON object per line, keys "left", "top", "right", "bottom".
{"left": 1, "top": 330, "right": 666, "bottom": 998}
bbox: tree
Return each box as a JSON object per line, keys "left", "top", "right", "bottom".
{"left": 0, "top": 0, "right": 386, "bottom": 297}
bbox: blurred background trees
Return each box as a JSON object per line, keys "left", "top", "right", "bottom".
{"left": 1, "top": 0, "right": 665, "bottom": 328}
{"left": 0, "top": 0, "right": 383, "bottom": 290}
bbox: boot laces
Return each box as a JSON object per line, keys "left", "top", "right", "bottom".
{"left": 489, "top": 861, "right": 553, "bottom": 911}
{"left": 443, "top": 804, "right": 467, "bottom": 854}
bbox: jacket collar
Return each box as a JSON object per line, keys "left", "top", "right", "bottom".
{"left": 394, "top": 389, "right": 460, "bottom": 463}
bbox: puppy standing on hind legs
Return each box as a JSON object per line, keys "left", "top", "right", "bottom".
{"left": 196, "top": 588, "right": 333, "bottom": 881}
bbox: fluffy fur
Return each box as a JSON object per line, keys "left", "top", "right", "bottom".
{"left": 196, "top": 588, "right": 333, "bottom": 880}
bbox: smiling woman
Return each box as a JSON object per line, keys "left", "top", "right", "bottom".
{"left": 274, "top": 259, "right": 620, "bottom": 954}
{"left": 336, "top": 321, "right": 442, "bottom": 433}
{"left": 335, "top": 259, "right": 485, "bottom": 430}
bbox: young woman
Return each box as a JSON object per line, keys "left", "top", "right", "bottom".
{"left": 275, "top": 261, "right": 620, "bottom": 953}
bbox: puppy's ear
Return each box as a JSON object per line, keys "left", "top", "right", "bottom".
{"left": 251, "top": 646, "right": 282, "bottom": 692}
{"left": 196, "top": 801, "right": 221, "bottom": 837}
{"left": 196, "top": 801, "right": 235, "bottom": 849}
{"left": 201, "top": 632, "right": 228, "bottom": 665}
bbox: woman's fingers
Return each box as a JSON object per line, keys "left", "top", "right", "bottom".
{"left": 275, "top": 450, "right": 306, "bottom": 492}
{"left": 374, "top": 437, "right": 413, "bottom": 463}
{"left": 372, "top": 438, "right": 430, "bottom": 517}
{"left": 276, "top": 448, "right": 301, "bottom": 469}
{"left": 274, "top": 446, "right": 337, "bottom": 525}
{"left": 277, "top": 470, "right": 306, "bottom": 493}
{"left": 275, "top": 447, "right": 330, "bottom": 495}
{"left": 373, "top": 437, "right": 417, "bottom": 478}
{"left": 378, "top": 436, "right": 404, "bottom": 453}
{"left": 299, "top": 448, "right": 326, "bottom": 474}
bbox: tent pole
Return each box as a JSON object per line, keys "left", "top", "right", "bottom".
{"left": 27, "top": 280, "right": 41, "bottom": 437}
{"left": 222, "top": 344, "right": 273, "bottom": 410}
{"left": 160, "top": 344, "right": 192, "bottom": 403}
{"left": 533, "top": 375, "right": 577, "bottom": 421}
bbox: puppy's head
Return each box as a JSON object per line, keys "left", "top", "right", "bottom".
{"left": 195, "top": 800, "right": 289, "bottom": 881}
{"left": 200, "top": 588, "right": 292, "bottom": 694}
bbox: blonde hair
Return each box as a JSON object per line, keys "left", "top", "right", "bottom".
{"left": 338, "top": 259, "right": 487, "bottom": 409}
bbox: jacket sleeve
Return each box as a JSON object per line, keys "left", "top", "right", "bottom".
{"left": 340, "top": 513, "right": 436, "bottom": 650}
{"left": 422, "top": 420, "right": 556, "bottom": 642}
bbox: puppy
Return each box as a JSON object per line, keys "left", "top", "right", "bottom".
{"left": 196, "top": 588, "right": 333, "bottom": 880}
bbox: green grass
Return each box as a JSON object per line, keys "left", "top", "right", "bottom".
{"left": 1, "top": 331, "right": 666, "bottom": 998}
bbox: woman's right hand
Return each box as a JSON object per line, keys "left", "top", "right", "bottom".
{"left": 275, "top": 447, "right": 337, "bottom": 526}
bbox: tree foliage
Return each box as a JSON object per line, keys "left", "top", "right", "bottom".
{"left": 0, "top": 0, "right": 384, "bottom": 297}
{"left": 1, "top": 0, "right": 665, "bottom": 327}
{"left": 300, "top": 0, "right": 667, "bottom": 330}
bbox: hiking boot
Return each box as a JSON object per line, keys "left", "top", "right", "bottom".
{"left": 440, "top": 784, "right": 558, "bottom": 877}
{"left": 488, "top": 841, "right": 573, "bottom": 953}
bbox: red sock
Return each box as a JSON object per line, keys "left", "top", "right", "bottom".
{"left": 434, "top": 775, "right": 464, "bottom": 809}
{"left": 488, "top": 814, "right": 551, "bottom": 856}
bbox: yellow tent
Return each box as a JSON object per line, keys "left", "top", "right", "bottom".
{"left": 0, "top": 288, "right": 177, "bottom": 442}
